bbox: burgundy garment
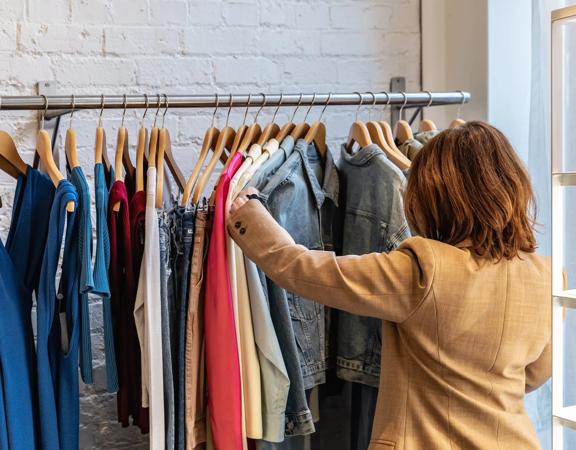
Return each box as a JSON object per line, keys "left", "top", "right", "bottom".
{"left": 129, "top": 189, "right": 150, "bottom": 433}
{"left": 204, "top": 152, "right": 244, "bottom": 450}
{"left": 108, "top": 181, "right": 149, "bottom": 433}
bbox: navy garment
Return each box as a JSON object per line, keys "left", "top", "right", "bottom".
{"left": 36, "top": 180, "right": 80, "bottom": 450}
{"left": 69, "top": 166, "right": 95, "bottom": 385}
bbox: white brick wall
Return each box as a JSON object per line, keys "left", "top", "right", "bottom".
{"left": 0, "top": 1, "right": 421, "bottom": 448}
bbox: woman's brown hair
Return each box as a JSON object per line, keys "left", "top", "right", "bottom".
{"left": 404, "top": 121, "right": 537, "bottom": 260}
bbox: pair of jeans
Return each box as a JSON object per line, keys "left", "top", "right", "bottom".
{"left": 159, "top": 212, "right": 176, "bottom": 450}
{"left": 169, "top": 206, "right": 196, "bottom": 450}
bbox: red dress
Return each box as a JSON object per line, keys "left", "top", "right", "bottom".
{"left": 204, "top": 153, "right": 244, "bottom": 450}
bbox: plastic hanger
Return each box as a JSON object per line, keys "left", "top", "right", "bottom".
{"left": 345, "top": 92, "right": 372, "bottom": 153}
{"left": 275, "top": 93, "right": 300, "bottom": 142}
{"left": 192, "top": 94, "right": 236, "bottom": 204}
{"left": 418, "top": 91, "right": 437, "bottom": 132}
{"left": 65, "top": 95, "right": 80, "bottom": 169}
{"left": 234, "top": 93, "right": 263, "bottom": 156}
{"left": 94, "top": 95, "right": 111, "bottom": 179}
{"left": 394, "top": 92, "right": 414, "bottom": 144}
{"left": 112, "top": 96, "right": 129, "bottom": 212}
{"left": 0, "top": 95, "right": 27, "bottom": 178}
{"left": 291, "top": 93, "right": 316, "bottom": 141}
{"left": 135, "top": 94, "right": 149, "bottom": 193}
{"left": 364, "top": 92, "right": 410, "bottom": 170}
{"left": 36, "top": 95, "right": 74, "bottom": 212}
{"left": 449, "top": 90, "right": 466, "bottom": 128}
{"left": 157, "top": 95, "right": 185, "bottom": 194}
{"left": 256, "top": 94, "right": 280, "bottom": 146}
{"left": 181, "top": 94, "right": 221, "bottom": 207}
{"left": 304, "top": 93, "right": 331, "bottom": 161}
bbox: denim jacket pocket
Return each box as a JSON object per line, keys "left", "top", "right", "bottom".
{"left": 287, "top": 291, "right": 325, "bottom": 387}
{"left": 344, "top": 208, "right": 389, "bottom": 253}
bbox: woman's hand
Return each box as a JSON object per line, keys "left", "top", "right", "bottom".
{"left": 231, "top": 187, "right": 260, "bottom": 216}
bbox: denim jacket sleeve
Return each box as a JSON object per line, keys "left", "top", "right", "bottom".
{"left": 228, "top": 199, "right": 435, "bottom": 323}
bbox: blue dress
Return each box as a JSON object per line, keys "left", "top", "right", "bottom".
{"left": 36, "top": 180, "right": 80, "bottom": 450}
{"left": 69, "top": 166, "right": 95, "bottom": 385}
{"left": 1, "top": 166, "right": 55, "bottom": 449}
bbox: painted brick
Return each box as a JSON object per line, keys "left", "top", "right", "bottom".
{"left": 27, "top": 0, "right": 70, "bottom": 23}
{"left": 222, "top": 2, "right": 259, "bottom": 27}
{"left": 259, "top": 30, "right": 321, "bottom": 56}
{"left": 182, "top": 27, "right": 259, "bottom": 55}
{"left": 105, "top": 27, "right": 180, "bottom": 56}
{"left": 20, "top": 23, "right": 103, "bottom": 54}
{"left": 109, "top": 0, "right": 149, "bottom": 25}
{"left": 71, "top": 0, "right": 113, "bottom": 25}
{"left": 52, "top": 58, "right": 137, "bottom": 86}
{"left": 136, "top": 57, "right": 212, "bottom": 86}
{"left": 150, "top": 1, "right": 188, "bottom": 25}
{"left": 294, "top": 3, "right": 330, "bottom": 29}
{"left": 0, "top": 22, "right": 18, "bottom": 52}
{"left": 188, "top": 2, "right": 222, "bottom": 26}
{"left": 321, "top": 31, "right": 387, "bottom": 56}
{"left": 330, "top": 5, "right": 394, "bottom": 29}
{"left": 213, "top": 57, "right": 279, "bottom": 84}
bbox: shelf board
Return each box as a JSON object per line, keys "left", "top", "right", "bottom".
{"left": 554, "top": 406, "right": 576, "bottom": 431}
{"left": 554, "top": 290, "right": 576, "bottom": 308}
{"left": 553, "top": 172, "right": 576, "bottom": 186}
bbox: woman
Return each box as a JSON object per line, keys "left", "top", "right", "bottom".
{"left": 228, "top": 121, "right": 551, "bottom": 450}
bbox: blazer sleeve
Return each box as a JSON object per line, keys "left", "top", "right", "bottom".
{"left": 227, "top": 199, "right": 436, "bottom": 322}
{"left": 525, "top": 340, "right": 551, "bottom": 393}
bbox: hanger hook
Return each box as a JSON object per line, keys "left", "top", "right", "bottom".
{"left": 303, "top": 93, "right": 317, "bottom": 123}
{"left": 367, "top": 91, "right": 376, "bottom": 122}
{"left": 354, "top": 92, "right": 364, "bottom": 121}
{"left": 161, "top": 94, "right": 169, "bottom": 128}
{"left": 290, "top": 93, "right": 304, "bottom": 122}
{"left": 456, "top": 90, "right": 465, "bottom": 118}
{"left": 153, "top": 94, "right": 161, "bottom": 128}
{"left": 211, "top": 93, "right": 219, "bottom": 128}
{"left": 272, "top": 93, "right": 283, "bottom": 123}
{"left": 399, "top": 92, "right": 408, "bottom": 119}
{"left": 254, "top": 93, "right": 266, "bottom": 123}
{"left": 425, "top": 90, "right": 433, "bottom": 108}
{"left": 319, "top": 93, "right": 332, "bottom": 122}
{"left": 121, "top": 94, "right": 128, "bottom": 128}
{"left": 140, "top": 94, "right": 149, "bottom": 127}
{"left": 40, "top": 94, "right": 48, "bottom": 130}
{"left": 242, "top": 93, "right": 252, "bottom": 126}
{"left": 98, "top": 94, "right": 105, "bottom": 128}
{"left": 69, "top": 94, "right": 76, "bottom": 129}
{"left": 225, "top": 94, "right": 233, "bottom": 127}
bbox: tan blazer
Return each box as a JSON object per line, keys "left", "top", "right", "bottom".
{"left": 228, "top": 200, "right": 551, "bottom": 450}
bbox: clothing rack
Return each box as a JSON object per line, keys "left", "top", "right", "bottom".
{"left": 0, "top": 91, "right": 470, "bottom": 117}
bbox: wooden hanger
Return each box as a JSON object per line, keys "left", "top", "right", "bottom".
{"left": 121, "top": 96, "right": 136, "bottom": 189}
{"left": 181, "top": 95, "right": 221, "bottom": 207}
{"left": 223, "top": 94, "right": 249, "bottom": 170}
{"left": 35, "top": 96, "right": 74, "bottom": 212}
{"left": 346, "top": 93, "right": 372, "bottom": 153}
{"left": 418, "top": 91, "right": 437, "bottom": 132}
{"left": 192, "top": 96, "right": 236, "bottom": 204}
{"left": 134, "top": 94, "right": 149, "bottom": 193}
{"left": 449, "top": 90, "right": 467, "bottom": 128}
{"left": 111, "top": 97, "right": 130, "bottom": 212}
{"left": 94, "top": 95, "right": 110, "bottom": 176}
{"left": 304, "top": 93, "right": 331, "bottom": 161}
{"left": 233, "top": 93, "right": 262, "bottom": 157}
{"left": 0, "top": 131, "right": 27, "bottom": 178}
{"left": 364, "top": 93, "right": 410, "bottom": 170}
{"left": 394, "top": 92, "right": 414, "bottom": 144}
{"left": 256, "top": 94, "right": 280, "bottom": 146}
{"left": 274, "top": 93, "right": 299, "bottom": 142}
{"left": 155, "top": 95, "right": 185, "bottom": 195}
{"left": 65, "top": 95, "right": 80, "bottom": 169}
{"left": 291, "top": 93, "right": 319, "bottom": 141}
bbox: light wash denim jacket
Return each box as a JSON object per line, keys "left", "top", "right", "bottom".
{"left": 258, "top": 139, "right": 339, "bottom": 436}
{"left": 337, "top": 144, "right": 410, "bottom": 387}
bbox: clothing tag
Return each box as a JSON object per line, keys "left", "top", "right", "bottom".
{"left": 59, "top": 311, "right": 69, "bottom": 353}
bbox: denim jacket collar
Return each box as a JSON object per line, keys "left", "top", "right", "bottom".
{"left": 293, "top": 139, "right": 340, "bottom": 210}
{"left": 340, "top": 143, "right": 383, "bottom": 166}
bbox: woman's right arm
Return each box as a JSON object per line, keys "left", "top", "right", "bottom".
{"left": 228, "top": 199, "right": 436, "bottom": 323}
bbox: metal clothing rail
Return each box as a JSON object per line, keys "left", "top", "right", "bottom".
{"left": 0, "top": 91, "right": 470, "bottom": 112}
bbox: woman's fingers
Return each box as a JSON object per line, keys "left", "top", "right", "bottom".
{"left": 231, "top": 188, "right": 260, "bottom": 215}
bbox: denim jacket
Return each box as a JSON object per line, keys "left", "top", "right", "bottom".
{"left": 337, "top": 144, "right": 410, "bottom": 387}
{"left": 258, "top": 139, "right": 339, "bottom": 436}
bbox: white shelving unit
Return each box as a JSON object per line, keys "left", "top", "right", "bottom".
{"left": 552, "top": 5, "right": 576, "bottom": 449}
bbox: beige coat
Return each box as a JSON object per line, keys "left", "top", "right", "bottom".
{"left": 227, "top": 200, "right": 551, "bottom": 450}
